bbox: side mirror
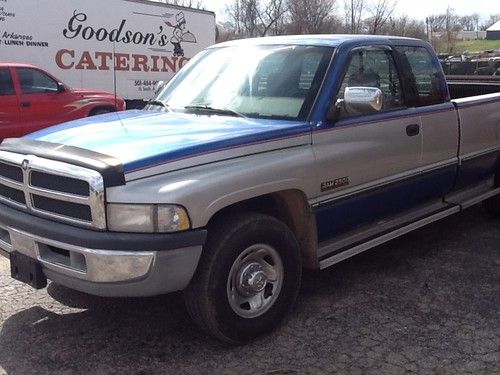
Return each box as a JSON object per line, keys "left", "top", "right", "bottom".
{"left": 57, "top": 82, "right": 66, "bottom": 93}
{"left": 343, "top": 87, "right": 383, "bottom": 114}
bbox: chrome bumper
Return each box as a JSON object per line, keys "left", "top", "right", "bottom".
{"left": 0, "top": 224, "right": 154, "bottom": 282}
{"left": 0, "top": 222, "right": 203, "bottom": 297}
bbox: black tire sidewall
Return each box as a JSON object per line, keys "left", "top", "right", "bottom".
{"left": 90, "top": 108, "right": 112, "bottom": 116}
{"left": 206, "top": 215, "right": 301, "bottom": 343}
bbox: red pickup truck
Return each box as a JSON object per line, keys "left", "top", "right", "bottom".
{"left": 0, "top": 63, "right": 125, "bottom": 140}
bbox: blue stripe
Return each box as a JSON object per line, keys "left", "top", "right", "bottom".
{"left": 314, "top": 165, "right": 457, "bottom": 242}
{"left": 124, "top": 123, "right": 311, "bottom": 172}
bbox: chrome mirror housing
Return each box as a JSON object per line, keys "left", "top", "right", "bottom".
{"left": 343, "top": 87, "right": 383, "bottom": 114}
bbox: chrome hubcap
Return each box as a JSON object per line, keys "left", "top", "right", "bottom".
{"left": 237, "top": 263, "right": 267, "bottom": 295}
{"left": 227, "top": 244, "right": 284, "bottom": 319}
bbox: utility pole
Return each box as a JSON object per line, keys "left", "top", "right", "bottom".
{"left": 426, "top": 17, "right": 429, "bottom": 42}
{"left": 351, "top": 0, "right": 355, "bottom": 34}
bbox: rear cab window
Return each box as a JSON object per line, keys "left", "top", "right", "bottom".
{"left": 395, "top": 46, "right": 447, "bottom": 106}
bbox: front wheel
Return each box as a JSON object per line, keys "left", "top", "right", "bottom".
{"left": 184, "top": 213, "right": 302, "bottom": 344}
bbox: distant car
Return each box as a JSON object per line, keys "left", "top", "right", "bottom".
{"left": 0, "top": 62, "right": 125, "bottom": 140}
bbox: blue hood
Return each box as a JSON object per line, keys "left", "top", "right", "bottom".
{"left": 26, "top": 110, "right": 310, "bottom": 172}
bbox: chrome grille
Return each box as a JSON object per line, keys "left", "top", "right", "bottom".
{"left": 0, "top": 151, "right": 105, "bottom": 229}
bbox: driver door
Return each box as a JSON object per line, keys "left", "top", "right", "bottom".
{"left": 312, "top": 46, "right": 423, "bottom": 239}
{"left": 14, "top": 67, "right": 73, "bottom": 134}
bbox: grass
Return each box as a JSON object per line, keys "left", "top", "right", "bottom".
{"left": 453, "top": 39, "right": 500, "bottom": 53}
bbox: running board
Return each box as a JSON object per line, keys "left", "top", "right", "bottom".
{"left": 450, "top": 185, "right": 500, "bottom": 209}
{"left": 318, "top": 186, "right": 500, "bottom": 270}
{"left": 318, "top": 206, "right": 459, "bottom": 269}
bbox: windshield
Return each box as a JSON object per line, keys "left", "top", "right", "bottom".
{"left": 151, "top": 44, "right": 334, "bottom": 120}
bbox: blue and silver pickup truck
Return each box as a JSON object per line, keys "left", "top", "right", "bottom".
{"left": 1, "top": 35, "right": 499, "bottom": 343}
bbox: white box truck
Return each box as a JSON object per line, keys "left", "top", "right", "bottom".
{"left": 0, "top": 0, "right": 216, "bottom": 107}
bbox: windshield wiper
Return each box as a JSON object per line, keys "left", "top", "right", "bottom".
{"left": 184, "top": 105, "right": 246, "bottom": 118}
{"left": 145, "top": 100, "right": 170, "bottom": 111}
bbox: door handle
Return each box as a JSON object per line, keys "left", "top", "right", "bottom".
{"left": 20, "top": 102, "right": 31, "bottom": 108}
{"left": 406, "top": 124, "right": 420, "bottom": 137}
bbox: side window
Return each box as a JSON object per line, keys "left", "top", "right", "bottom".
{"left": 0, "top": 68, "right": 15, "bottom": 96}
{"left": 17, "top": 68, "right": 58, "bottom": 94}
{"left": 337, "top": 48, "right": 404, "bottom": 118}
{"left": 396, "top": 46, "right": 446, "bottom": 106}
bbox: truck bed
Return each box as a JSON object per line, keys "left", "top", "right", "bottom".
{"left": 447, "top": 75, "right": 500, "bottom": 99}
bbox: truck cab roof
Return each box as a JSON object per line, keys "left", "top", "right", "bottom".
{"left": 214, "top": 34, "right": 425, "bottom": 49}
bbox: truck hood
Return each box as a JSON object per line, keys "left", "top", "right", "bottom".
{"left": 25, "top": 110, "right": 311, "bottom": 173}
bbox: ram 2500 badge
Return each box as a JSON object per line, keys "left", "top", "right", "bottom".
{"left": 1, "top": 35, "right": 499, "bottom": 344}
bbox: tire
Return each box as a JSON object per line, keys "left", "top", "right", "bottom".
{"left": 483, "top": 194, "right": 500, "bottom": 217}
{"left": 184, "top": 212, "right": 302, "bottom": 344}
{"left": 89, "top": 108, "right": 112, "bottom": 116}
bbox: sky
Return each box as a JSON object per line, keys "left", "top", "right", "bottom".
{"left": 201, "top": 0, "right": 499, "bottom": 24}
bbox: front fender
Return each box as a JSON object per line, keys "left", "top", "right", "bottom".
{"left": 106, "top": 146, "right": 317, "bottom": 228}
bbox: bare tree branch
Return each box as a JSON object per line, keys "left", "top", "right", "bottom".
{"left": 160, "top": 0, "right": 205, "bottom": 10}
{"left": 287, "top": 0, "right": 337, "bottom": 34}
{"left": 259, "top": 0, "right": 288, "bottom": 36}
{"left": 344, "top": 0, "right": 365, "bottom": 34}
{"left": 368, "top": 0, "right": 397, "bottom": 34}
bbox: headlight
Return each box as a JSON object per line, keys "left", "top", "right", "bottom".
{"left": 107, "top": 204, "right": 191, "bottom": 233}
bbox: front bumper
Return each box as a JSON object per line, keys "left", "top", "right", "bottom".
{"left": 0, "top": 202, "right": 207, "bottom": 297}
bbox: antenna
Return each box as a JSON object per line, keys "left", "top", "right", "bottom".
{"left": 113, "top": 41, "right": 117, "bottom": 107}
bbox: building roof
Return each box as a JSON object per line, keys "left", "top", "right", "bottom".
{"left": 487, "top": 20, "right": 500, "bottom": 31}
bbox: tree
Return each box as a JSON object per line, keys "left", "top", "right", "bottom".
{"left": 225, "top": 0, "right": 289, "bottom": 38}
{"left": 426, "top": 7, "right": 460, "bottom": 53}
{"left": 443, "top": 7, "right": 460, "bottom": 52}
{"left": 471, "top": 13, "right": 480, "bottom": 33}
{"left": 427, "top": 14, "right": 446, "bottom": 32}
{"left": 221, "top": 0, "right": 429, "bottom": 40}
{"left": 162, "top": 0, "right": 205, "bottom": 9}
{"left": 481, "top": 14, "right": 500, "bottom": 30}
{"left": 226, "top": 0, "right": 260, "bottom": 37}
{"left": 458, "top": 15, "right": 478, "bottom": 31}
{"left": 226, "top": 0, "right": 244, "bottom": 35}
{"left": 287, "top": 0, "right": 337, "bottom": 34}
{"left": 260, "top": 0, "right": 288, "bottom": 36}
{"left": 241, "top": 0, "right": 260, "bottom": 37}
{"left": 367, "top": 0, "right": 397, "bottom": 34}
{"left": 383, "top": 15, "right": 425, "bottom": 39}
{"left": 344, "top": 0, "right": 365, "bottom": 34}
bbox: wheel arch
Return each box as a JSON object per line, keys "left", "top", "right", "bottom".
{"left": 88, "top": 105, "right": 116, "bottom": 116}
{"left": 206, "top": 189, "right": 319, "bottom": 269}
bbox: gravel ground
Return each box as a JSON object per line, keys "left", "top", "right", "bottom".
{"left": 0, "top": 205, "right": 499, "bottom": 374}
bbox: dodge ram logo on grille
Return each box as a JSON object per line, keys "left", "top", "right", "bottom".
{"left": 21, "top": 159, "right": 29, "bottom": 171}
